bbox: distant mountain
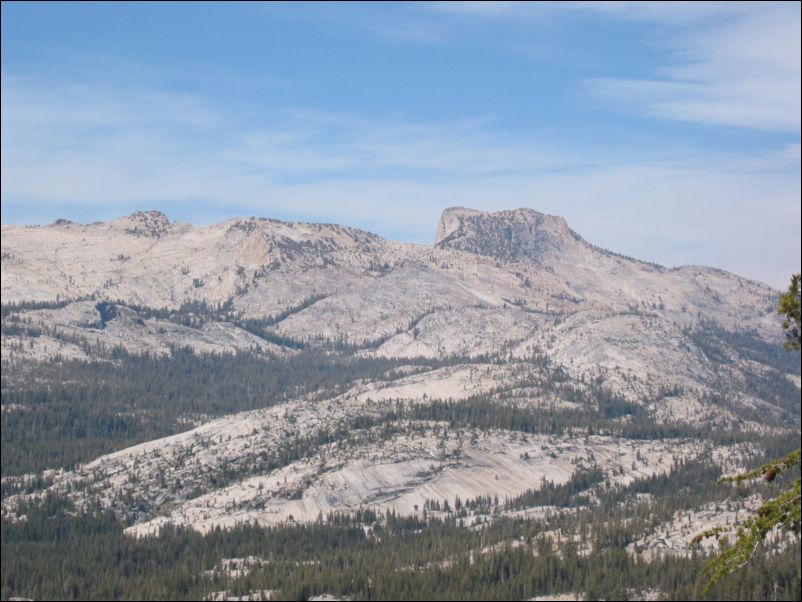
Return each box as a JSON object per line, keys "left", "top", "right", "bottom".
{"left": 1, "top": 206, "right": 779, "bottom": 328}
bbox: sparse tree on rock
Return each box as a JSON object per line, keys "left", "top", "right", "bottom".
{"left": 779, "top": 273, "right": 801, "bottom": 351}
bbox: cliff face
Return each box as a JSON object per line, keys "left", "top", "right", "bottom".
{"left": 435, "top": 206, "right": 584, "bottom": 264}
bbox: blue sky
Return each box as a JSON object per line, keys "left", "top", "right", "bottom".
{"left": 2, "top": 1, "right": 799, "bottom": 287}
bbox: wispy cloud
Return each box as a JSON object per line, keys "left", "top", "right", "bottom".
{"left": 587, "top": 4, "right": 800, "bottom": 131}
{"left": 433, "top": 1, "right": 801, "bottom": 132}
{"left": 432, "top": 2, "right": 763, "bottom": 23}
{"left": 358, "top": 20, "right": 445, "bottom": 45}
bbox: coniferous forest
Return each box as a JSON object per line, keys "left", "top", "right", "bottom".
{"left": 2, "top": 299, "right": 801, "bottom": 601}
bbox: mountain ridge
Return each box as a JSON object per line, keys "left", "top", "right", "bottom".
{"left": 1, "top": 206, "right": 779, "bottom": 297}
{"left": 0, "top": 206, "right": 777, "bottom": 287}
{"left": 1, "top": 206, "right": 787, "bottom": 397}
{"left": 1, "top": 208, "right": 782, "bottom": 367}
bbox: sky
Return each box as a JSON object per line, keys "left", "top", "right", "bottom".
{"left": 1, "top": 1, "right": 800, "bottom": 288}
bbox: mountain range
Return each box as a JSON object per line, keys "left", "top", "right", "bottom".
{"left": 1, "top": 207, "right": 799, "bottom": 574}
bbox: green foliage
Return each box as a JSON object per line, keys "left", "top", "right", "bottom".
{"left": 3, "top": 487, "right": 800, "bottom": 601}
{"left": 779, "top": 273, "right": 801, "bottom": 352}
{"left": 696, "top": 474, "right": 800, "bottom": 594}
